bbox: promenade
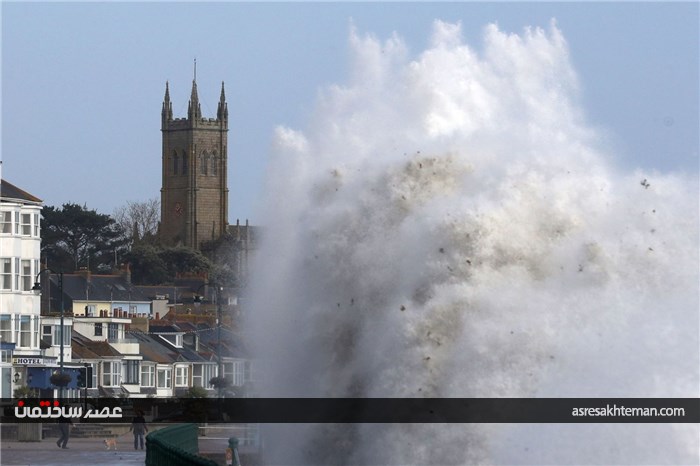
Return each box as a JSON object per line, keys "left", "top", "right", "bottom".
{"left": 0, "top": 436, "right": 231, "bottom": 466}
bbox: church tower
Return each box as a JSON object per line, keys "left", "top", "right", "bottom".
{"left": 160, "top": 74, "right": 229, "bottom": 249}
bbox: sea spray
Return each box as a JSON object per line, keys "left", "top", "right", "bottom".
{"left": 246, "top": 20, "right": 699, "bottom": 465}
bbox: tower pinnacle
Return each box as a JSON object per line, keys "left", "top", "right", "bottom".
{"left": 217, "top": 81, "right": 228, "bottom": 122}
{"left": 162, "top": 81, "right": 173, "bottom": 124}
{"left": 188, "top": 73, "right": 201, "bottom": 121}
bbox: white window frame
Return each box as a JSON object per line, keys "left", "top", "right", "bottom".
{"left": 20, "top": 213, "right": 31, "bottom": 236}
{"left": 157, "top": 367, "right": 171, "bottom": 389}
{"left": 102, "top": 361, "right": 122, "bottom": 387}
{"left": 0, "top": 315, "right": 13, "bottom": 343}
{"left": 0, "top": 258, "right": 11, "bottom": 290}
{"left": 52, "top": 325, "right": 71, "bottom": 346}
{"left": 0, "top": 211, "right": 11, "bottom": 234}
{"left": 175, "top": 365, "right": 189, "bottom": 387}
{"left": 17, "top": 315, "right": 32, "bottom": 348}
{"left": 21, "top": 260, "right": 31, "bottom": 291}
{"left": 141, "top": 364, "right": 155, "bottom": 387}
{"left": 123, "top": 360, "right": 140, "bottom": 385}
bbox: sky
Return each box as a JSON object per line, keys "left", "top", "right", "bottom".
{"left": 1, "top": 1, "right": 698, "bottom": 224}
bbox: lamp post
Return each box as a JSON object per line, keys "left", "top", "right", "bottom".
{"left": 194, "top": 282, "right": 224, "bottom": 397}
{"left": 32, "top": 269, "right": 64, "bottom": 397}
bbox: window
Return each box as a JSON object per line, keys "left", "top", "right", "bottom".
{"left": 192, "top": 364, "right": 216, "bottom": 388}
{"left": 0, "top": 212, "right": 11, "bottom": 234}
{"left": 33, "top": 213, "right": 39, "bottom": 236}
{"left": 102, "top": 361, "right": 122, "bottom": 387}
{"left": 172, "top": 153, "right": 179, "bottom": 175}
{"left": 42, "top": 325, "right": 52, "bottom": 346}
{"left": 89, "top": 363, "right": 98, "bottom": 389}
{"left": 21, "top": 260, "right": 31, "bottom": 291}
{"left": 233, "top": 361, "right": 246, "bottom": 386}
{"left": 182, "top": 152, "right": 188, "bottom": 175}
{"left": 52, "top": 325, "right": 71, "bottom": 346}
{"left": 211, "top": 155, "right": 218, "bottom": 176}
{"left": 0, "top": 259, "right": 10, "bottom": 290}
{"left": 18, "top": 316, "right": 31, "bottom": 348}
{"left": 94, "top": 323, "right": 103, "bottom": 336}
{"left": 157, "top": 368, "right": 171, "bottom": 389}
{"left": 0, "top": 349, "right": 11, "bottom": 363}
{"left": 14, "top": 258, "right": 19, "bottom": 290}
{"left": 175, "top": 366, "right": 189, "bottom": 387}
{"left": 124, "top": 360, "right": 140, "bottom": 384}
{"left": 21, "top": 214, "right": 31, "bottom": 235}
{"left": 201, "top": 153, "right": 208, "bottom": 175}
{"left": 0, "top": 315, "right": 12, "bottom": 343}
{"left": 108, "top": 323, "right": 118, "bottom": 340}
{"left": 141, "top": 365, "right": 155, "bottom": 387}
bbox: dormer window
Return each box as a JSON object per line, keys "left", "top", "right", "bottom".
{"left": 159, "top": 333, "right": 183, "bottom": 348}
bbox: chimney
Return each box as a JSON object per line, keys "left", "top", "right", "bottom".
{"left": 122, "top": 263, "right": 131, "bottom": 284}
{"left": 77, "top": 267, "right": 91, "bottom": 282}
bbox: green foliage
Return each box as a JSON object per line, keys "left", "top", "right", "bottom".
{"left": 125, "top": 244, "right": 169, "bottom": 285}
{"left": 49, "top": 371, "right": 72, "bottom": 387}
{"left": 125, "top": 244, "right": 212, "bottom": 285}
{"left": 160, "top": 246, "right": 212, "bottom": 276}
{"left": 184, "top": 386, "right": 209, "bottom": 398}
{"left": 208, "top": 376, "right": 229, "bottom": 389}
{"left": 41, "top": 203, "right": 126, "bottom": 272}
{"left": 13, "top": 385, "right": 35, "bottom": 398}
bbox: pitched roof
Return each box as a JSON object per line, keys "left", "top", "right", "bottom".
{"left": 51, "top": 273, "right": 150, "bottom": 303}
{"left": 0, "top": 179, "right": 42, "bottom": 203}
{"left": 134, "top": 285, "right": 192, "bottom": 304}
{"left": 195, "top": 325, "right": 248, "bottom": 359}
{"left": 71, "top": 333, "right": 123, "bottom": 359}
{"left": 129, "top": 331, "right": 177, "bottom": 364}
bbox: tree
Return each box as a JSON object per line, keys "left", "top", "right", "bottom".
{"left": 124, "top": 244, "right": 170, "bottom": 285}
{"left": 125, "top": 245, "right": 212, "bottom": 285}
{"left": 159, "top": 246, "right": 212, "bottom": 279}
{"left": 42, "top": 203, "right": 126, "bottom": 272}
{"left": 113, "top": 198, "right": 160, "bottom": 249}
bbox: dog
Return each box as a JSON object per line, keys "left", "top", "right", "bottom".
{"left": 103, "top": 438, "right": 118, "bottom": 450}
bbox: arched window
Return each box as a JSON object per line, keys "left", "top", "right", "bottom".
{"left": 182, "top": 152, "right": 188, "bottom": 175}
{"left": 172, "top": 152, "right": 179, "bottom": 175}
{"left": 211, "top": 152, "right": 218, "bottom": 176}
{"left": 201, "top": 152, "right": 208, "bottom": 175}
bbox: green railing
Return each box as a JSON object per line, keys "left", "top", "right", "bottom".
{"left": 145, "top": 423, "right": 217, "bottom": 466}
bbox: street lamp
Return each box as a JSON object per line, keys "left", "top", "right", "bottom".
{"left": 194, "top": 283, "right": 224, "bottom": 397}
{"left": 32, "top": 268, "right": 65, "bottom": 397}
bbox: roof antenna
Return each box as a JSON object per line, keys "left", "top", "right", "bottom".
{"left": 194, "top": 58, "right": 197, "bottom": 81}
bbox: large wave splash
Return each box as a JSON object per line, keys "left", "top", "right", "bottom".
{"left": 246, "top": 20, "right": 699, "bottom": 465}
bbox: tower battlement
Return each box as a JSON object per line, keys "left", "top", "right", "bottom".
{"left": 160, "top": 78, "right": 229, "bottom": 250}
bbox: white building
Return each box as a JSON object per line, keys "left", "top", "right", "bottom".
{"left": 0, "top": 179, "right": 44, "bottom": 397}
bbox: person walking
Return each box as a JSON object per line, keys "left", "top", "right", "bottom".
{"left": 56, "top": 416, "right": 73, "bottom": 449}
{"left": 129, "top": 409, "right": 148, "bottom": 450}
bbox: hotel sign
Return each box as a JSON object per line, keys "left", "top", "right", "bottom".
{"left": 12, "top": 357, "right": 47, "bottom": 365}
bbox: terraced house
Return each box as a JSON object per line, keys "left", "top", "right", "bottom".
{"left": 0, "top": 179, "right": 47, "bottom": 398}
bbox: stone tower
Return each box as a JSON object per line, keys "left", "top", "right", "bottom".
{"left": 160, "top": 76, "right": 229, "bottom": 249}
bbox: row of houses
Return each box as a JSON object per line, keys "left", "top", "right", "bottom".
{"left": 0, "top": 178, "right": 252, "bottom": 399}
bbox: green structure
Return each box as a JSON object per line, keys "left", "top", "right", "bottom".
{"left": 145, "top": 423, "right": 217, "bottom": 466}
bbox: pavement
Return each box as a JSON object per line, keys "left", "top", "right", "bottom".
{"left": 0, "top": 436, "right": 231, "bottom": 466}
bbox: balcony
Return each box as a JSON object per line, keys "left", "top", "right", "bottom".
{"left": 107, "top": 337, "right": 139, "bottom": 354}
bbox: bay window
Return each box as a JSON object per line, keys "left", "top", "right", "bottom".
{"left": 157, "top": 367, "right": 171, "bottom": 389}
{"left": 102, "top": 361, "right": 122, "bottom": 387}
{"left": 141, "top": 365, "right": 155, "bottom": 387}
